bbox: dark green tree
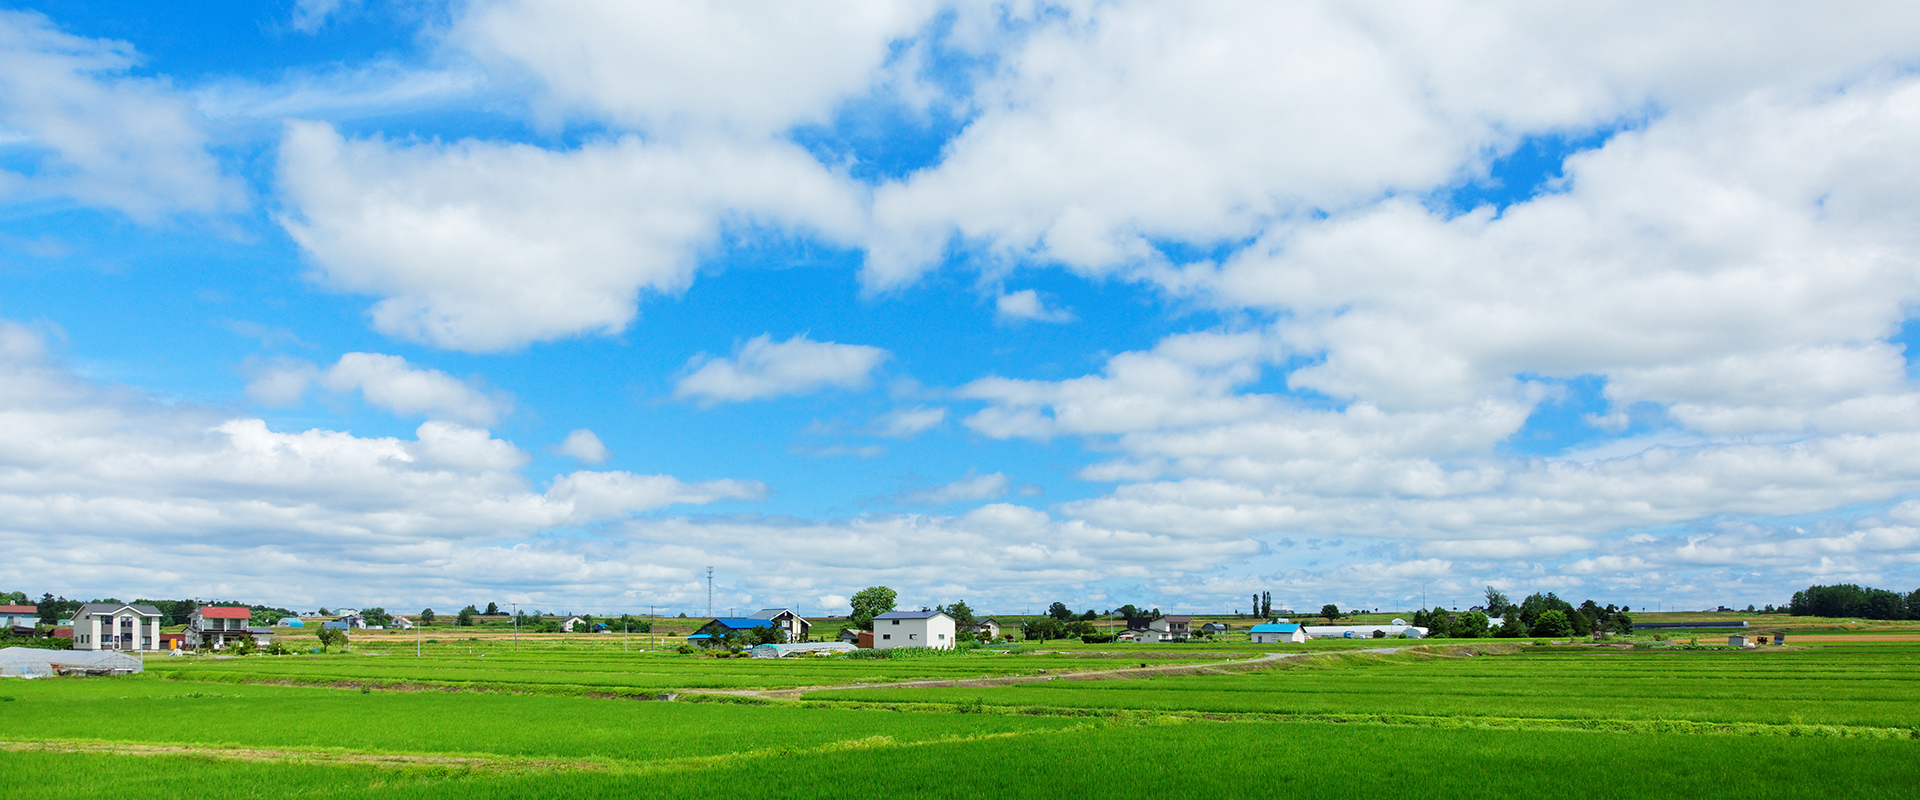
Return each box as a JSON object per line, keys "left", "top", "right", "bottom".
{"left": 1483, "top": 587, "right": 1515, "bottom": 617}
{"left": 941, "top": 600, "right": 977, "bottom": 633}
{"left": 850, "top": 586, "right": 897, "bottom": 631}
{"left": 316, "top": 626, "right": 348, "bottom": 650}
{"left": 745, "top": 623, "right": 785, "bottom": 646}
{"left": 1262, "top": 592, "right": 1273, "bottom": 618}
{"left": 419, "top": 608, "right": 436, "bottom": 625}
{"left": 484, "top": 602, "right": 500, "bottom": 616}
{"left": 1495, "top": 615, "right": 1530, "bottom": 638}
{"left": 1022, "top": 618, "right": 1067, "bottom": 641}
{"left": 361, "top": 607, "right": 392, "bottom": 627}
{"left": 1320, "top": 604, "right": 1341, "bottom": 622}
{"left": 1532, "top": 609, "right": 1574, "bottom": 637}
{"left": 1047, "top": 602, "right": 1074, "bottom": 621}
{"left": 456, "top": 607, "right": 475, "bottom": 627}
{"left": 1455, "top": 611, "right": 1490, "bottom": 638}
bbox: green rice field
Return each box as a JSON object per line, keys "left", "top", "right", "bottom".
{"left": 2, "top": 637, "right": 1916, "bottom": 798}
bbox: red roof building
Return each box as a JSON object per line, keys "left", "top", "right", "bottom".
{"left": 198, "top": 607, "right": 253, "bottom": 619}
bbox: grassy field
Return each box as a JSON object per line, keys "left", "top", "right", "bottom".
{"left": 2, "top": 637, "right": 1916, "bottom": 798}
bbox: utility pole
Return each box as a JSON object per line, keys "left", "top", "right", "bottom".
{"left": 650, "top": 604, "right": 655, "bottom": 651}
{"left": 416, "top": 612, "right": 421, "bottom": 657}
{"left": 706, "top": 567, "right": 714, "bottom": 618}
{"left": 511, "top": 603, "right": 518, "bottom": 652}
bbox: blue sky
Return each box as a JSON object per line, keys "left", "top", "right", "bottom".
{"left": 5, "top": 1, "right": 1920, "bottom": 617}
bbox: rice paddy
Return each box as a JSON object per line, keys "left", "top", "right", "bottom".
{"left": 2, "top": 635, "right": 1915, "bottom": 798}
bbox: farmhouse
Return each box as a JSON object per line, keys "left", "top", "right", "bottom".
{"left": 560, "top": 616, "right": 588, "bottom": 633}
{"left": 187, "top": 607, "right": 272, "bottom": 650}
{"left": 1124, "top": 615, "right": 1193, "bottom": 643}
{"left": 71, "top": 603, "right": 165, "bottom": 651}
{"left": 1249, "top": 623, "right": 1306, "bottom": 643}
{"left": 975, "top": 618, "right": 1001, "bottom": 641}
{"left": 1, "top": 604, "right": 37, "bottom": 635}
{"left": 873, "top": 609, "right": 956, "bottom": 649}
{"left": 749, "top": 608, "right": 811, "bottom": 641}
{"left": 686, "top": 617, "right": 778, "bottom": 646}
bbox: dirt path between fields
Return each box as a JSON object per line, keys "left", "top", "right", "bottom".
{"left": 679, "top": 646, "right": 1428, "bottom": 701}
{"left": 0, "top": 739, "right": 604, "bottom": 771}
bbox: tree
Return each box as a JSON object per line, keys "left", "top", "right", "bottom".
{"left": 850, "top": 586, "right": 897, "bottom": 631}
{"left": 456, "top": 607, "right": 475, "bottom": 627}
{"left": 1609, "top": 612, "right": 1633, "bottom": 635}
{"left": 484, "top": 602, "right": 500, "bottom": 616}
{"left": 1114, "top": 604, "right": 1148, "bottom": 621}
{"left": 1320, "top": 604, "right": 1341, "bottom": 622}
{"left": 419, "top": 608, "right": 436, "bottom": 625}
{"left": 1494, "top": 615, "right": 1530, "bottom": 638}
{"left": 1262, "top": 592, "right": 1273, "bottom": 618}
{"left": 1022, "top": 618, "right": 1067, "bottom": 641}
{"left": 745, "top": 623, "right": 785, "bottom": 646}
{"left": 1483, "top": 587, "right": 1515, "bottom": 618}
{"left": 941, "top": 600, "right": 977, "bottom": 633}
{"left": 1455, "top": 611, "right": 1490, "bottom": 638}
{"left": 1047, "top": 602, "right": 1074, "bottom": 621}
{"left": 361, "top": 607, "right": 393, "bottom": 627}
{"left": 1908, "top": 589, "right": 1920, "bottom": 621}
{"left": 1532, "top": 609, "right": 1574, "bottom": 637}
{"left": 317, "top": 607, "right": 330, "bottom": 616}
{"left": 316, "top": 627, "right": 348, "bottom": 650}
{"left": 1252, "top": 594, "right": 1259, "bottom": 618}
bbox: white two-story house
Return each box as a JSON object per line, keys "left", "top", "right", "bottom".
{"left": 72, "top": 603, "right": 165, "bottom": 651}
{"left": 873, "top": 609, "right": 956, "bottom": 650}
{"left": 749, "top": 608, "right": 811, "bottom": 642}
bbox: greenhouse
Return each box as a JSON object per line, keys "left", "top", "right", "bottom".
{"left": 0, "top": 647, "right": 143, "bottom": 677}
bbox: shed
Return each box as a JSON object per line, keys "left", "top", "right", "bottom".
{"left": 1729, "top": 635, "right": 1751, "bottom": 647}
{"left": 1249, "top": 623, "right": 1306, "bottom": 644}
{"left": 749, "top": 642, "right": 857, "bottom": 658}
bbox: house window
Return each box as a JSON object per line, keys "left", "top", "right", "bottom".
{"left": 938, "top": 633, "right": 945, "bottom": 640}
{"left": 882, "top": 634, "right": 891, "bottom": 640}
{"left": 909, "top": 633, "right": 917, "bottom": 640}
{"left": 891, "top": 619, "right": 900, "bottom": 625}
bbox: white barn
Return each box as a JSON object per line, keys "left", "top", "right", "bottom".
{"left": 873, "top": 609, "right": 957, "bottom": 650}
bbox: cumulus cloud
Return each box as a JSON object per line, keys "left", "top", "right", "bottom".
{"left": 247, "top": 352, "right": 510, "bottom": 426}
{"left": 451, "top": 0, "right": 940, "bottom": 135}
{"left": 994, "top": 289, "right": 1075, "bottom": 324}
{"left": 0, "top": 10, "right": 239, "bottom": 220}
{"left": 556, "top": 429, "right": 610, "bottom": 464}
{"left": 675, "top": 334, "right": 889, "bottom": 404}
{"left": 276, "top": 121, "right": 863, "bottom": 351}
{"left": 874, "top": 405, "right": 946, "bottom": 438}
{"left": 898, "top": 472, "right": 1011, "bottom": 505}
{"left": 0, "top": 321, "right": 767, "bottom": 606}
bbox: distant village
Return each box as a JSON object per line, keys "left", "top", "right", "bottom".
{"left": 0, "top": 583, "right": 1731, "bottom": 672}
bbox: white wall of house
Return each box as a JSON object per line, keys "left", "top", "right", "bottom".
{"left": 75, "top": 609, "right": 161, "bottom": 651}
{"left": 876, "top": 614, "right": 956, "bottom": 649}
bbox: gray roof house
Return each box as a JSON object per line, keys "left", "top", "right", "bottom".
{"left": 72, "top": 603, "right": 165, "bottom": 652}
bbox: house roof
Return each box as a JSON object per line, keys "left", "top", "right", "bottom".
{"left": 875, "top": 610, "right": 951, "bottom": 621}
{"left": 703, "top": 618, "right": 777, "bottom": 630}
{"left": 749, "top": 608, "right": 803, "bottom": 620}
{"left": 198, "top": 607, "right": 252, "bottom": 619}
{"left": 1249, "top": 623, "right": 1302, "bottom": 633}
{"left": 77, "top": 603, "right": 163, "bottom": 617}
{"left": 1159, "top": 615, "right": 1193, "bottom": 623}
{"left": 0, "top": 605, "right": 35, "bottom": 614}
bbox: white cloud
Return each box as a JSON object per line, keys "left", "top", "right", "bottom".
{"left": 556, "top": 429, "right": 610, "bottom": 464}
{"left": 276, "top": 121, "right": 863, "bottom": 351}
{"left": 546, "top": 471, "right": 766, "bottom": 520}
{"left": 898, "top": 472, "right": 1011, "bottom": 505}
{"left": 289, "top": 0, "right": 358, "bottom": 33}
{"left": 247, "top": 352, "right": 510, "bottom": 426}
{"left": 451, "top": 0, "right": 940, "bottom": 136}
{"left": 994, "top": 289, "right": 1075, "bottom": 323}
{"left": 0, "top": 10, "right": 239, "bottom": 220}
{"left": 674, "top": 334, "right": 889, "bottom": 404}
{"left": 874, "top": 405, "right": 946, "bottom": 438}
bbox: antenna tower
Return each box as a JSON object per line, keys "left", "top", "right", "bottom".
{"left": 706, "top": 566, "right": 714, "bottom": 617}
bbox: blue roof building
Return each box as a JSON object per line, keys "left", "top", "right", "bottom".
{"left": 686, "top": 617, "right": 778, "bottom": 645}
{"left": 1249, "top": 623, "right": 1305, "bottom": 644}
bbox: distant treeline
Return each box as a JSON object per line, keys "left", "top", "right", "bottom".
{"left": 1789, "top": 584, "right": 1920, "bottom": 620}
{"left": 2, "top": 591, "right": 295, "bottom": 627}
{"left": 1414, "top": 588, "right": 1631, "bottom": 639}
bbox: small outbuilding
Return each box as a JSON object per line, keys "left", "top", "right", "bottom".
{"left": 1249, "top": 623, "right": 1306, "bottom": 644}
{"left": 749, "top": 642, "right": 857, "bottom": 658}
